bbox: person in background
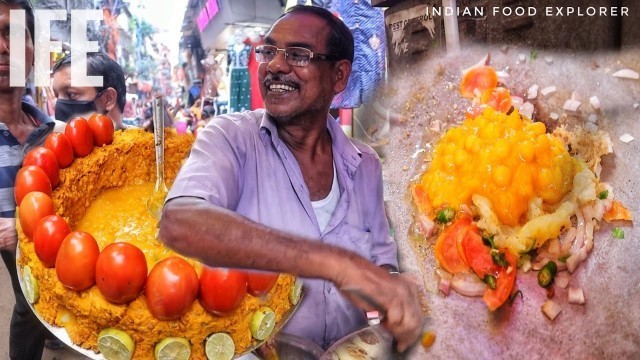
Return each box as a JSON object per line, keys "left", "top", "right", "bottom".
{"left": 159, "top": 5, "right": 423, "bottom": 352}
{"left": 22, "top": 87, "right": 35, "bottom": 105}
{"left": 51, "top": 52, "right": 128, "bottom": 130}
{"left": 0, "top": 1, "right": 57, "bottom": 358}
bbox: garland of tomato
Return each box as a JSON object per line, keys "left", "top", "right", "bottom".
{"left": 17, "top": 113, "right": 280, "bottom": 321}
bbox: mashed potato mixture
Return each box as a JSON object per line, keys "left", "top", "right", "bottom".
{"left": 17, "top": 129, "right": 295, "bottom": 359}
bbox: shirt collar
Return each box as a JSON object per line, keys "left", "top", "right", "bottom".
{"left": 259, "top": 111, "right": 363, "bottom": 170}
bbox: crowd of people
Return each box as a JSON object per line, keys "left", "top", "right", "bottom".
{"left": 0, "top": 0, "right": 424, "bottom": 359}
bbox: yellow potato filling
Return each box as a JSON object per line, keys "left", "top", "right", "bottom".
{"left": 419, "top": 107, "right": 579, "bottom": 226}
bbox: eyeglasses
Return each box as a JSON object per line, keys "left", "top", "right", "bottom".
{"left": 254, "top": 45, "right": 337, "bottom": 67}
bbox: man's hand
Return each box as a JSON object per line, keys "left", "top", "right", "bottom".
{"left": 336, "top": 260, "right": 425, "bottom": 352}
{"left": 0, "top": 217, "right": 17, "bottom": 251}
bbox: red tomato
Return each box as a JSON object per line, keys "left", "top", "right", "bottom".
{"left": 33, "top": 215, "right": 71, "bottom": 268}
{"left": 88, "top": 113, "right": 114, "bottom": 146}
{"left": 14, "top": 165, "right": 52, "bottom": 205}
{"left": 247, "top": 271, "right": 279, "bottom": 297}
{"left": 44, "top": 132, "right": 74, "bottom": 168}
{"left": 411, "top": 183, "right": 433, "bottom": 216}
{"left": 199, "top": 267, "right": 247, "bottom": 315}
{"left": 461, "top": 226, "right": 498, "bottom": 279}
{"left": 480, "top": 87, "right": 512, "bottom": 114}
{"left": 18, "top": 191, "right": 55, "bottom": 239}
{"left": 64, "top": 117, "right": 94, "bottom": 157}
{"left": 95, "top": 242, "right": 147, "bottom": 304}
{"left": 23, "top": 147, "right": 60, "bottom": 187}
{"left": 145, "top": 257, "right": 199, "bottom": 320}
{"left": 55, "top": 231, "right": 100, "bottom": 291}
{"left": 483, "top": 250, "right": 517, "bottom": 311}
{"left": 434, "top": 216, "right": 472, "bottom": 274}
{"left": 460, "top": 66, "right": 498, "bottom": 99}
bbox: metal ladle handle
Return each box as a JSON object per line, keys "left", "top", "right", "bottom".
{"left": 152, "top": 96, "right": 165, "bottom": 191}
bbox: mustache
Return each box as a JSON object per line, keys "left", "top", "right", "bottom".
{"left": 263, "top": 73, "right": 299, "bottom": 88}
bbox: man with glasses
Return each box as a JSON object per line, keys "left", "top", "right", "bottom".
{"left": 160, "top": 5, "right": 423, "bottom": 352}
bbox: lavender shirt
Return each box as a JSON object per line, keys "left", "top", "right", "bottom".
{"left": 166, "top": 109, "right": 398, "bottom": 348}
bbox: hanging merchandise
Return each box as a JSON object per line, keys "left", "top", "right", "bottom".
{"left": 227, "top": 30, "right": 252, "bottom": 113}
{"left": 325, "top": 0, "right": 387, "bottom": 109}
{"left": 247, "top": 29, "right": 266, "bottom": 110}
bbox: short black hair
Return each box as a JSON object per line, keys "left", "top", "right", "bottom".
{"left": 281, "top": 5, "right": 354, "bottom": 64}
{"left": 52, "top": 52, "right": 127, "bottom": 113}
{"left": 2, "top": 0, "right": 35, "bottom": 44}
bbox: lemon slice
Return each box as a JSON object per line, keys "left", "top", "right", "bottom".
{"left": 249, "top": 306, "right": 276, "bottom": 341}
{"left": 97, "top": 328, "right": 135, "bottom": 360}
{"left": 154, "top": 337, "right": 191, "bottom": 360}
{"left": 289, "top": 278, "right": 303, "bottom": 305}
{"left": 204, "top": 332, "right": 235, "bottom": 360}
{"left": 22, "top": 266, "right": 39, "bottom": 304}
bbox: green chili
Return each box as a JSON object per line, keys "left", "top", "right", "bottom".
{"left": 483, "top": 274, "right": 497, "bottom": 290}
{"left": 482, "top": 232, "right": 496, "bottom": 248}
{"left": 612, "top": 227, "right": 624, "bottom": 239}
{"left": 491, "top": 249, "right": 509, "bottom": 267}
{"left": 436, "top": 207, "right": 455, "bottom": 223}
{"left": 597, "top": 190, "right": 609, "bottom": 199}
{"left": 537, "top": 261, "right": 557, "bottom": 288}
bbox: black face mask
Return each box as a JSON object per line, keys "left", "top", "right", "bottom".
{"left": 54, "top": 90, "right": 106, "bottom": 122}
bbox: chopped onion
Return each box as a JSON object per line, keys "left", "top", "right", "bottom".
{"left": 563, "top": 99, "right": 581, "bottom": 112}
{"left": 540, "top": 86, "right": 557, "bottom": 97}
{"left": 554, "top": 271, "right": 571, "bottom": 289}
{"left": 450, "top": 272, "right": 487, "bottom": 297}
{"left": 566, "top": 247, "right": 587, "bottom": 273}
{"left": 511, "top": 96, "right": 524, "bottom": 108}
{"left": 612, "top": 69, "right": 640, "bottom": 79}
{"left": 544, "top": 56, "right": 553, "bottom": 64}
{"left": 634, "top": 103, "right": 639, "bottom": 109}
{"left": 527, "top": 84, "right": 539, "bottom": 99}
{"left": 567, "top": 287, "right": 585, "bottom": 305}
{"left": 417, "top": 214, "right": 436, "bottom": 237}
{"left": 439, "top": 277, "right": 451, "bottom": 296}
{"left": 589, "top": 96, "right": 601, "bottom": 110}
{"left": 587, "top": 114, "right": 598, "bottom": 123}
{"left": 519, "top": 102, "right": 535, "bottom": 119}
{"left": 518, "top": 54, "right": 527, "bottom": 63}
{"left": 619, "top": 133, "right": 635, "bottom": 143}
{"left": 496, "top": 70, "right": 510, "bottom": 79}
{"left": 462, "top": 54, "right": 491, "bottom": 75}
{"left": 541, "top": 300, "right": 562, "bottom": 320}
{"left": 585, "top": 123, "right": 598, "bottom": 133}
{"left": 549, "top": 112, "right": 559, "bottom": 121}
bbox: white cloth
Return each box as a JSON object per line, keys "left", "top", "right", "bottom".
{"left": 311, "top": 162, "right": 340, "bottom": 233}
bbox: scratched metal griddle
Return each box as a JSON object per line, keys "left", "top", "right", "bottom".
{"left": 376, "top": 45, "right": 640, "bottom": 359}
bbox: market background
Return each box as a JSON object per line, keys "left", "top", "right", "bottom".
{"left": 1, "top": 0, "right": 639, "bottom": 358}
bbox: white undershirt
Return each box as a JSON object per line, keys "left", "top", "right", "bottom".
{"left": 311, "top": 162, "right": 340, "bottom": 233}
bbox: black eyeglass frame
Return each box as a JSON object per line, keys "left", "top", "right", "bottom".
{"left": 253, "top": 45, "right": 339, "bottom": 66}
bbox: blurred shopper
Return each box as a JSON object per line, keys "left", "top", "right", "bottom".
{"left": 159, "top": 5, "right": 423, "bottom": 352}
{"left": 0, "top": 1, "right": 57, "bottom": 358}
{"left": 52, "top": 52, "right": 128, "bottom": 130}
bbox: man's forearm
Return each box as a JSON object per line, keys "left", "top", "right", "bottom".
{"left": 159, "top": 197, "right": 371, "bottom": 283}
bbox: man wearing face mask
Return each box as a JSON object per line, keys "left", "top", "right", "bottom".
{"left": 52, "top": 52, "right": 128, "bottom": 130}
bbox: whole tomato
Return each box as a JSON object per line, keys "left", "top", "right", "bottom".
{"left": 22, "top": 147, "right": 60, "bottom": 187}
{"left": 14, "top": 165, "right": 52, "bottom": 205}
{"left": 199, "top": 267, "right": 247, "bottom": 315}
{"left": 44, "top": 132, "right": 74, "bottom": 168}
{"left": 18, "top": 191, "right": 55, "bottom": 239}
{"left": 247, "top": 271, "right": 280, "bottom": 297}
{"left": 88, "top": 113, "right": 114, "bottom": 146}
{"left": 55, "top": 231, "right": 100, "bottom": 291}
{"left": 64, "top": 117, "right": 94, "bottom": 157}
{"left": 145, "top": 257, "right": 199, "bottom": 320}
{"left": 95, "top": 242, "right": 147, "bottom": 304}
{"left": 33, "top": 215, "right": 71, "bottom": 268}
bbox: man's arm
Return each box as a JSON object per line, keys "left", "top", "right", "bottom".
{"left": 159, "top": 196, "right": 423, "bottom": 351}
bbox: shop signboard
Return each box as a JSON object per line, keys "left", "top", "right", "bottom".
{"left": 384, "top": 0, "right": 443, "bottom": 71}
